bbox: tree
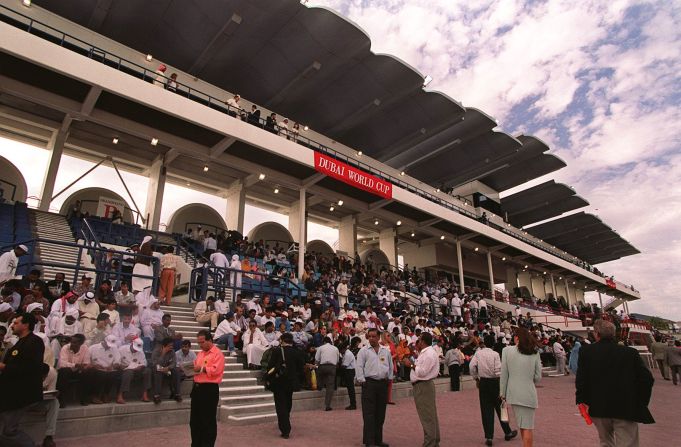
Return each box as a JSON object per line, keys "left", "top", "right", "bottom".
{"left": 649, "top": 317, "right": 670, "bottom": 331}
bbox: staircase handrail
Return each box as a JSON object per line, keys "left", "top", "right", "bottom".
{"left": 2, "top": 238, "right": 158, "bottom": 293}
{"left": 189, "top": 265, "right": 293, "bottom": 303}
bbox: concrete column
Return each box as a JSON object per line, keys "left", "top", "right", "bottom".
{"left": 338, "top": 214, "right": 357, "bottom": 257}
{"left": 288, "top": 199, "right": 306, "bottom": 245}
{"left": 486, "top": 251, "right": 495, "bottom": 291}
{"left": 379, "top": 228, "right": 397, "bottom": 268}
{"left": 564, "top": 278, "right": 572, "bottom": 304}
{"left": 225, "top": 181, "right": 246, "bottom": 233}
{"left": 456, "top": 239, "right": 465, "bottom": 291}
{"left": 39, "top": 130, "right": 67, "bottom": 211}
{"left": 296, "top": 188, "right": 306, "bottom": 280}
{"left": 597, "top": 292, "right": 603, "bottom": 310}
{"left": 550, "top": 274, "right": 557, "bottom": 299}
{"left": 144, "top": 156, "right": 166, "bottom": 230}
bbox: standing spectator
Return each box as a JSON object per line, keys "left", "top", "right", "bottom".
{"left": 132, "top": 236, "right": 154, "bottom": 294}
{"left": 269, "top": 332, "right": 305, "bottom": 439}
{"left": 501, "top": 328, "right": 541, "bottom": 447}
{"left": 159, "top": 246, "right": 178, "bottom": 305}
{"left": 0, "top": 312, "right": 44, "bottom": 445}
{"left": 650, "top": 335, "right": 670, "bottom": 380}
{"left": 355, "top": 328, "right": 393, "bottom": 447}
{"left": 470, "top": 335, "right": 517, "bottom": 446}
{"left": 315, "top": 336, "right": 340, "bottom": 411}
{"left": 226, "top": 94, "right": 242, "bottom": 117}
{"left": 576, "top": 319, "right": 655, "bottom": 446}
{"left": 666, "top": 340, "right": 681, "bottom": 385}
{"left": 166, "top": 73, "right": 178, "bottom": 92}
{"left": 203, "top": 233, "right": 217, "bottom": 257}
{"left": 553, "top": 337, "right": 567, "bottom": 376}
{"left": 247, "top": 105, "right": 261, "bottom": 126}
{"left": 568, "top": 339, "right": 582, "bottom": 375}
{"left": 265, "top": 113, "right": 278, "bottom": 133}
{"left": 190, "top": 330, "right": 225, "bottom": 447}
{"left": 0, "top": 244, "right": 28, "bottom": 285}
{"left": 444, "top": 341, "right": 464, "bottom": 391}
{"left": 339, "top": 343, "right": 357, "bottom": 410}
{"left": 402, "top": 332, "right": 441, "bottom": 447}
{"left": 121, "top": 244, "right": 139, "bottom": 281}
{"left": 153, "top": 64, "right": 167, "bottom": 87}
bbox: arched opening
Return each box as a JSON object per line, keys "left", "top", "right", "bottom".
{"left": 166, "top": 203, "right": 226, "bottom": 235}
{"left": 359, "top": 247, "right": 390, "bottom": 269}
{"left": 0, "top": 156, "right": 28, "bottom": 203}
{"left": 59, "top": 188, "right": 135, "bottom": 223}
{"left": 307, "top": 239, "right": 334, "bottom": 256}
{"left": 248, "top": 221, "right": 294, "bottom": 247}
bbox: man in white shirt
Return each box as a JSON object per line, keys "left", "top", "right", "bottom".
{"left": 315, "top": 337, "right": 340, "bottom": 411}
{"left": 209, "top": 250, "right": 229, "bottom": 269}
{"left": 402, "top": 332, "right": 441, "bottom": 447}
{"left": 0, "top": 244, "right": 27, "bottom": 285}
{"left": 140, "top": 299, "right": 164, "bottom": 339}
{"left": 214, "top": 312, "right": 239, "bottom": 355}
{"left": 116, "top": 338, "right": 151, "bottom": 404}
{"left": 89, "top": 334, "right": 121, "bottom": 403}
{"left": 112, "top": 314, "right": 141, "bottom": 347}
{"left": 194, "top": 297, "right": 219, "bottom": 331}
{"left": 339, "top": 343, "right": 357, "bottom": 410}
{"left": 553, "top": 338, "right": 567, "bottom": 375}
{"left": 451, "top": 294, "right": 462, "bottom": 322}
{"left": 175, "top": 339, "right": 197, "bottom": 379}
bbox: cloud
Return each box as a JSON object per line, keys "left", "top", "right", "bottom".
{"left": 311, "top": 0, "right": 681, "bottom": 319}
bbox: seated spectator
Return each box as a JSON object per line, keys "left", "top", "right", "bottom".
{"left": 243, "top": 319, "right": 269, "bottom": 369}
{"left": 194, "top": 296, "right": 219, "bottom": 330}
{"left": 71, "top": 275, "right": 93, "bottom": 298}
{"left": 103, "top": 300, "right": 120, "bottom": 327}
{"left": 27, "top": 302, "right": 48, "bottom": 335}
{"left": 175, "top": 339, "right": 197, "bottom": 381}
{"left": 56, "top": 333, "right": 93, "bottom": 407}
{"left": 154, "top": 313, "right": 183, "bottom": 351}
{"left": 112, "top": 314, "right": 141, "bottom": 348}
{"left": 48, "top": 291, "right": 79, "bottom": 323}
{"left": 94, "top": 280, "right": 115, "bottom": 309}
{"left": 141, "top": 299, "right": 164, "bottom": 339}
{"left": 150, "top": 337, "right": 183, "bottom": 404}
{"left": 87, "top": 313, "right": 111, "bottom": 346}
{"left": 22, "top": 284, "right": 51, "bottom": 318}
{"left": 263, "top": 321, "right": 280, "bottom": 346}
{"left": 215, "top": 312, "right": 239, "bottom": 356}
{"left": 89, "top": 334, "right": 121, "bottom": 404}
{"left": 48, "top": 308, "right": 83, "bottom": 338}
{"left": 78, "top": 292, "right": 100, "bottom": 336}
{"left": 114, "top": 281, "right": 136, "bottom": 314}
{"left": 116, "top": 338, "right": 151, "bottom": 404}
{"left": 275, "top": 311, "right": 291, "bottom": 332}
{"left": 46, "top": 272, "right": 70, "bottom": 303}
{"left": 2, "top": 280, "right": 22, "bottom": 311}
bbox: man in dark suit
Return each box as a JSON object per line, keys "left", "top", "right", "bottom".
{"left": 268, "top": 332, "right": 305, "bottom": 439}
{"left": 0, "top": 312, "right": 47, "bottom": 445}
{"left": 576, "top": 319, "right": 654, "bottom": 446}
{"left": 21, "top": 269, "right": 48, "bottom": 299}
{"left": 46, "top": 272, "right": 71, "bottom": 303}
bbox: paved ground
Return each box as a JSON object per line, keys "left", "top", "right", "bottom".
{"left": 58, "top": 370, "right": 678, "bottom": 447}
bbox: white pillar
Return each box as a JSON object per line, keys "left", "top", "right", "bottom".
{"left": 39, "top": 130, "right": 67, "bottom": 211}
{"left": 456, "top": 239, "right": 465, "bottom": 291}
{"left": 144, "top": 156, "right": 166, "bottom": 230}
{"left": 564, "top": 278, "right": 572, "bottom": 304}
{"left": 225, "top": 181, "right": 246, "bottom": 233}
{"left": 486, "top": 251, "right": 495, "bottom": 291}
{"left": 296, "top": 188, "right": 306, "bottom": 280}
{"left": 379, "top": 228, "right": 397, "bottom": 268}
{"left": 338, "top": 214, "right": 357, "bottom": 256}
{"left": 550, "top": 274, "right": 557, "bottom": 299}
{"left": 598, "top": 292, "right": 603, "bottom": 310}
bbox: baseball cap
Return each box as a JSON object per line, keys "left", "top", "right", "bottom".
{"left": 26, "top": 302, "right": 43, "bottom": 313}
{"left": 105, "top": 335, "right": 118, "bottom": 346}
{"left": 131, "top": 338, "right": 144, "bottom": 352}
{"left": 17, "top": 244, "right": 28, "bottom": 252}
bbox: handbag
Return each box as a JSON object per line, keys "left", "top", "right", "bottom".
{"left": 265, "top": 346, "right": 287, "bottom": 390}
{"left": 500, "top": 398, "right": 509, "bottom": 422}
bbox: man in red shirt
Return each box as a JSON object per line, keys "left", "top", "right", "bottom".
{"left": 190, "top": 329, "right": 225, "bottom": 447}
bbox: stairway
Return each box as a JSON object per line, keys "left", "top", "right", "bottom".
{"left": 30, "top": 210, "right": 89, "bottom": 282}
{"left": 162, "top": 302, "right": 277, "bottom": 425}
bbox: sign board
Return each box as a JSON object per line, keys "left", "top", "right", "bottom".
{"left": 97, "top": 196, "right": 126, "bottom": 219}
{"left": 605, "top": 278, "right": 617, "bottom": 288}
{"left": 314, "top": 152, "right": 392, "bottom": 199}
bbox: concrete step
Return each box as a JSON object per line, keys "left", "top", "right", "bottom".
{"left": 220, "top": 401, "right": 275, "bottom": 415}
{"left": 220, "top": 393, "right": 273, "bottom": 406}
{"left": 224, "top": 411, "right": 277, "bottom": 425}
{"left": 219, "top": 385, "right": 265, "bottom": 396}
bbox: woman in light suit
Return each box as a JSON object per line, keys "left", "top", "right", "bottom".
{"left": 500, "top": 328, "right": 542, "bottom": 447}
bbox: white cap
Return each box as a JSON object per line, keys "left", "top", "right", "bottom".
{"left": 314, "top": 300, "right": 321, "bottom": 304}
{"left": 0, "top": 302, "right": 12, "bottom": 313}
{"left": 131, "top": 338, "right": 144, "bottom": 352}
{"left": 26, "top": 303, "right": 43, "bottom": 313}
{"left": 105, "top": 335, "right": 118, "bottom": 345}
{"left": 17, "top": 244, "right": 29, "bottom": 252}
{"left": 141, "top": 235, "right": 152, "bottom": 246}
{"left": 280, "top": 311, "right": 288, "bottom": 317}
{"left": 84, "top": 291, "right": 95, "bottom": 300}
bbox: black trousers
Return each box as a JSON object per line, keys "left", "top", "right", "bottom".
{"left": 190, "top": 383, "right": 219, "bottom": 447}
{"left": 448, "top": 364, "right": 461, "bottom": 391}
{"left": 273, "top": 385, "right": 293, "bottom": 436}
{"left": 56, "top": 367, "right": 95, "bottom": 405}
{"left": 478, "top": 377, "right": 512, "bottom": 439}
{"left": 341, "top": 368, "right": 356, "bottom": 407}
{"left": 91, "top": 370, "right": 121, "bottom": 398}
{"left": 361, "top": 379, "right": 388, "bottom": 445}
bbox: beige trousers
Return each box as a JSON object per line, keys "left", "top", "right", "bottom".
{"left": 413, "top": 380, "right": 440, "bottom": 447}
{"left": 592, "top": 417, "right": 639, "bottom": 447}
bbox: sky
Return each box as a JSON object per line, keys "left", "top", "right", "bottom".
{"left": 307, "top": 0, "right": 681, "bottom": 320}
{"left": 2, "top": 0, "right": 680, "bottom": 319}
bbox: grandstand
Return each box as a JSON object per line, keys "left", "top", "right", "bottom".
{"left": 0, "top": 0, "right": 648, "bottom": 441}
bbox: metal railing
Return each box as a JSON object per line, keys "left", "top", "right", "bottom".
{"left": 1, "top": 238, "right": 159, "bottom": 293}
{"left": 0, "top": 4, "right": 629, "bottom": 283}
{"left": 0, "top": 178, "right": 17, "bottom": 202}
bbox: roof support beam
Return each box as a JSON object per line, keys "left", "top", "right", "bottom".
{"left": 209, "top": 137, "right": 236, "bottom": 158}
{"left": 368, "top": 199, "right": 391, "bottom": 211}
{"left": 265, "top": 61, "right": 322, "bottom": 109}
{"left": 326, "top": 97, "right": 381, "bottom": 135}
{"left": 188, "top": 13, "right": 242, "bottom": 76}
{"left": 302, "top": 173, "right": 325, "bottom": 188}
{"left": 87, "top": 0, "right": 114, "bottom": 30}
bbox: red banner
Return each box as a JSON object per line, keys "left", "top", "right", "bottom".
{"left": 314, "top": 152, "right": 392, "bottom": 199}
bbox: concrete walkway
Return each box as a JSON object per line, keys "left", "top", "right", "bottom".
{"left": 57, "top": 371, "right": 679, "bottom": 446}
